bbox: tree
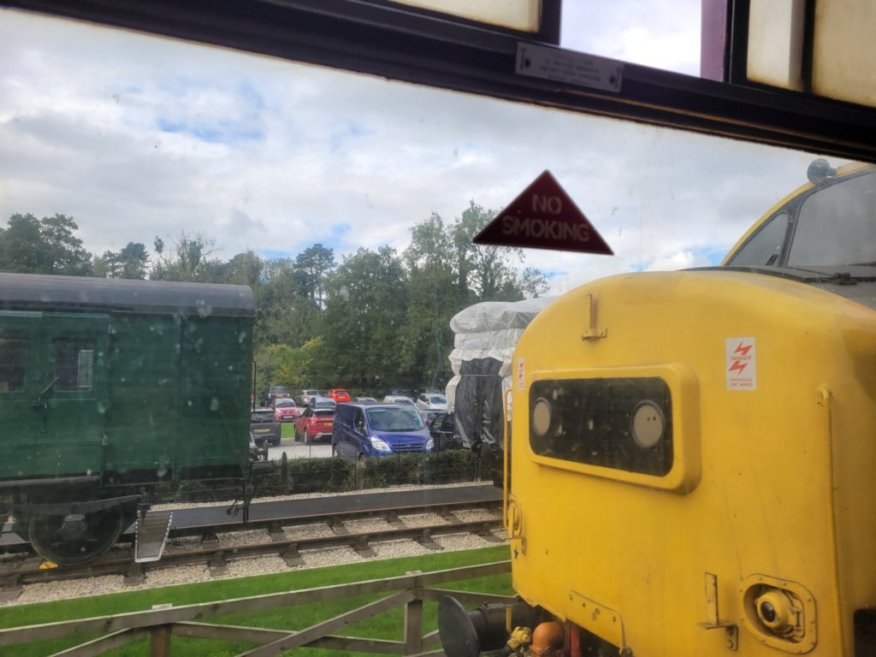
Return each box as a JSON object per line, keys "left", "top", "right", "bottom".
{"left": 0, "top": 213, "right": 92, "bottom": 275}
{"left": 322, "top": 246, "right": 407, "bottom": 388}
{"left": 255, "top": 257, "right": 322, "bottom": 350}
{"left": 451, "top": 202, "right": 524, "bottom": 302}
{"left": 93, "top": 242, "right": 150, "bottom": 279}
{"left": 295, "top": 244, "right": 335, "bottom": 308}
{"left": 401, "top": 213, "right": 462, "bottom": 387}
{"left": 151, "top": 232, "right": 219, "bottom": 282}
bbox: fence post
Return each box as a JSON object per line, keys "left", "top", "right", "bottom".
{"left": 403, "top": 571, "right": 424, "bottom": 655}
{"left": 281, "top": 452, "right": 289, "bottom": 494}
{"left": 150, "top": 625, "right": 172, "bottom": 657}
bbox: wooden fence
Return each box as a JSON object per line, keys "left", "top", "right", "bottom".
{"left": 0, "top": 560, "right": 512, "bottom": 657}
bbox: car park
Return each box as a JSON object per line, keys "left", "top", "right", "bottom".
{"left": 294, "top": 406, "right": 335, "bottom": 444}
{"left": 272, "top": 397, "right": 301, "bottom": 422}
{"left": 383, "top": 394, "right": 416, "bottom": 406}
{"left": 333, "top": 402, "right": 433, "bottom": 461}
{"left": 328, "top": 388, "right": 352, "bottom": 403}
{"left": 250, "top": 407, "right": 281, "bottom": 447}
{"left": 415, "top": 392, "right": 447, "bottom": 411}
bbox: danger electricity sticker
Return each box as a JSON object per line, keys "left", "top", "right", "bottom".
{"left": 726, "top": 337, "right": 756, "bottom": 390}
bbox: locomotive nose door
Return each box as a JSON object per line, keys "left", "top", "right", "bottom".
{"left": 30, "top": 313, "right": 110, "bottom": 478}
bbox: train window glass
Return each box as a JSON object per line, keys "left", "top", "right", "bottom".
{"left": 0, "top": 7, "right": 867, "bottom": 601}
{"left": 0, "top": 338, "right": 27, "bottom": 392}
{"left": 561, "top": 1, "right": 701, "bottom": 76}
{"left": 54, "top": 340, "right": 94, "bottom": 390}
{"left": 725, "top": 212, "right": 790, "bottom": 267}
{"left": 788, "top": 171, "right": 876, "bottom": 266}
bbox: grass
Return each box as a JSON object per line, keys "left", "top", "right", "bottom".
{"left": 281, "top": 422, "right": 296, "bottom": 440}
{"left": 0, "top": 545, "right": 511, "bottom": 657}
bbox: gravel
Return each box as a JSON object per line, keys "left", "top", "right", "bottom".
{"left": 2, "top": 483, "right": 507, "bottom": 608}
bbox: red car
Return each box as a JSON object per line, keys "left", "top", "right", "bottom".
{"left": 294, "top": 407, "right": 335, "bottom": 444}
{"left": 328, "top": 388, "right": 352, "bottom": 403}
{"left": 272, "top": 397, "right": 301, "bottom": 422}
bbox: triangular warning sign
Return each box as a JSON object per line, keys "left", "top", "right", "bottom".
{"left": 473, "top": 170, "right": 613, "bottom": 255}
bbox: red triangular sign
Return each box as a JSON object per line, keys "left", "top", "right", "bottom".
{"left": 473, "top": 170, "right": 613, "bottom": 255}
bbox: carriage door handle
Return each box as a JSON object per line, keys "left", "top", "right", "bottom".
{"left": 31, "top": 376, "right": 59, "bottom": 432}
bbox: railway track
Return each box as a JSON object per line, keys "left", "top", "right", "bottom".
{"left": 0, "top": 484, "right": 504, "bottom": 594}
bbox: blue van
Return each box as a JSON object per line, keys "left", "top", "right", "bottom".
{"left": 332, "top": 402, "right": 433, "bottom": 460}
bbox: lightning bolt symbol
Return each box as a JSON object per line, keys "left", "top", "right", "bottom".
{"left": 729, "top": 360, "right": 747, "bottom": 374}
{"left": 733, "top": 343, "right": 752, "bottom": 356}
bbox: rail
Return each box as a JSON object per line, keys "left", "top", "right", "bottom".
{"left": 0, "top": 560, "right": 513, "bottom": 656}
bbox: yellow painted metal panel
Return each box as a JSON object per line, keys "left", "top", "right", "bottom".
{"left": 509, "top": 270, "right": 876, "bottom": 655}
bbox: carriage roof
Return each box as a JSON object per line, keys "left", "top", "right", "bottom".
{"left": 0, "top": 273, "right": 254, "bottom": 318}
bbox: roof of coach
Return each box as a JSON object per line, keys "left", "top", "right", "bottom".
{"left": 0, "top": 272, "right": 254, "bottom": 318}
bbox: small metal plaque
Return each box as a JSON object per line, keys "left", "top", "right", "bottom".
{"left": 516, "top": 43, "right": 624, "bottom": 92}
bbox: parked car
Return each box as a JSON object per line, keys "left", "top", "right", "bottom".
{"left": 383, "top": 394, "right": 416, "bottom": 406}
{"left": 356, "top": 397, "right": 378, "bottom": 403}
{"left": 328, "top": 388, "right": 352, "bottom": 403}
{"left": 333, "top": 402, "right": 433, "bottom": 461}
{"left": 249, "top": 432, "right": 269, "bottom": 462}
{"left": 299, "top": 389, "right": 323, "bottom": 405}
{"left": 294, "top": 406, "right": 336, "bottom": 444}
{"left": 427, "top": 411, "right": 464, "bottom": 451}
{"left": 307, "top": 395, "right": 338, "bottom": 410}
{"left": 415, "top": 392, "right": 447, "bottom": 411}
{"left": 419, "top": 408, "right": 444, "bottom": 428}
{"left": 262, "top": 385, "right": 290, "bottom": 407}
{"left": 250, "top": 407, "right": 281, "bottom": 447}
{"left": 272, "top": 397, "right": 301, "bottom": 422}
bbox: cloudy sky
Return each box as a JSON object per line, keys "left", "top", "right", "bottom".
{"left": 0, "top": 3, "right": 835, "bottom": 294}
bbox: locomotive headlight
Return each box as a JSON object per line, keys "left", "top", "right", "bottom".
{"left": 631, "top": 400, "right": 665, "bottom": 448}
{"left": 755, "top": 590, "right": 796, "bottom": 635}
{"left": 532, "top": 398, "right": 552, "bottom": 436}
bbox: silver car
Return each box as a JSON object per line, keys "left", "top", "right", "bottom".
{"left": 415, "top": 392, "right": 448, "bottom": 412}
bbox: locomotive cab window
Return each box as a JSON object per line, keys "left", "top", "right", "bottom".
{"left": 725, "top": 212, "right": 790, "bottom": 267}
{"left": 789, "top": 169, "right": 876, "bottom": 266}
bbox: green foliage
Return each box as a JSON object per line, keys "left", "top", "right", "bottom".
{"left": 150, "top": 232, "right": 219, "bottom": 281}
{"left": 1, "top": 202, "right": 548, "bottom": 391}
{"left": 0, "top": 213, "right": 92, "bottom": 275}
{"left": 322, "top": 246, "right": 408, "bottom": 389}
{"left": 285, "top": 456, "right": 352, "bottom": 493}
{"left": 426, "top": 449, "right": 480, "bottom": 484}
{"left": 93, "top": 242, "right": 150, "bottom": 279}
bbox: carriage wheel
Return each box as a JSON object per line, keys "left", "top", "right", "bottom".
{"left": 28, "top": 505, "right": 125, "bottom": 566}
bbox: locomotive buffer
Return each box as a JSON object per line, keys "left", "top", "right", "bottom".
{"left": 134, "top": 508, "right": 173, "bottom": 563}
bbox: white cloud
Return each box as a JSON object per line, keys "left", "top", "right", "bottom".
{"left": 0, "top": 7, "right": 833, "bottom": 296}
{"left": 561, "top": 0, "right": 701, "bottom": 76}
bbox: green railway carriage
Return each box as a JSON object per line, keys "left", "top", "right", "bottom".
{"left": 0, "top": 273, "right": 255, "bottom": 564}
